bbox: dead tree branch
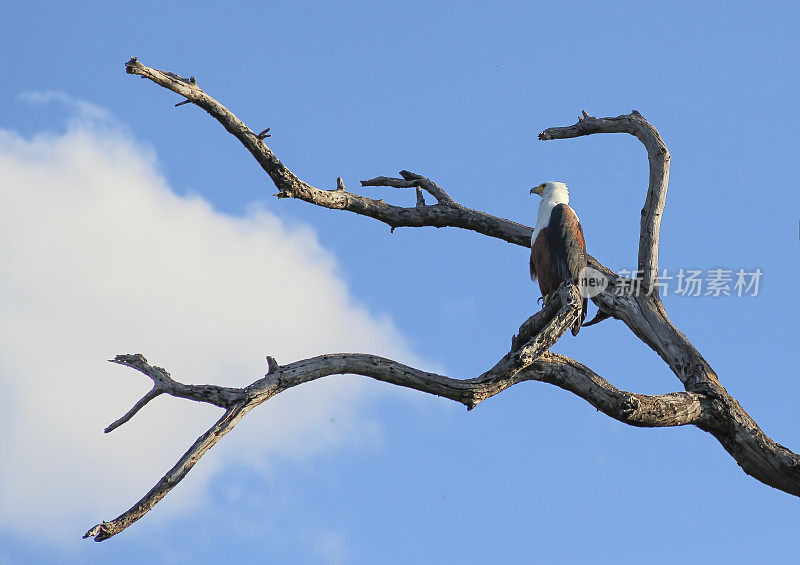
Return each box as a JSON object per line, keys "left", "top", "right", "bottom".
{"left": 84, "top": 286, "right": 706, "bottom": 541}
{"left": 84, "top": 59, "right": 800, "bottom": 541}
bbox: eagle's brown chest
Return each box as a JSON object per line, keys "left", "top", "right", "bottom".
{"left": 530, "top": 229, "right": 559, "bottom": 298}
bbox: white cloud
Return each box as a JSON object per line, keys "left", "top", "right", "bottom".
{"left": 0, "top": 96, "right": 421, "bottom": 542}
{"left": 18, "top": 91, "right": 114, "bottom": 124}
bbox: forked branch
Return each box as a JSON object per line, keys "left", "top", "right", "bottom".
{"left": 85, "top": 285, "right": 705, "bottom": 541}
{"left": 84, "top": 59, "right": 800, "bottom": 542}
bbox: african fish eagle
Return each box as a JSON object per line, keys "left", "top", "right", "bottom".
{"left": 529, "top": 181, "right": 588, "bottom": 336}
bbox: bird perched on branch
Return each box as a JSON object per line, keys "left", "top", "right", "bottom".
{"left": 529, "top": 182, "right": 588, "bottom": 335}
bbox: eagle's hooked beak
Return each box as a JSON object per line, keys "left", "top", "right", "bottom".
{"left": 530, "top": 184, "right": 545, "bottom": 195}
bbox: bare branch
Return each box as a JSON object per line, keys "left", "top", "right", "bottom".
{"left": 122, "top": 59, "right": 535, "bottom": 247}
{"left": 85, "top": 401, "right": 252, "bottom": 542}
{"left": 260, "top": 350, "right": 707, "bottom": 428}
{"left": 586, "top": 289, "right": 800, "bottom": 496}
{"left": 350, "top": 171, "right": 455, "bottom": 206}
{"left": 104, "top": 387, "right": 163, "bottom": 433}
{"left": 511, "top": 286, "right": 570, "bottom": 350}
{"left": 468, "top": 284, "right": 583, "bottom": 405}
{"left": 120, "top": 62, "right": 620, "bottom": 318}
{"left": 533, "top": 353, "right": 709, "bottom": 428}
{"left": 398, "top": 170, "right": 455, "bottom": 204}
{"left": 360, "top": 176, "right": 418, "bottom": 188}
{"left": 540, "top": 110, "right": 670, "bottom": 292}
{"left": 108, "top": 353, "right": 243, "bottom": 411}
{"left": 100, "top": 59, "right": 800, "bottom": 541}
{"left": 85, "top": 318, "right": 706, "bottom": 541}
{"left": 415, "top": 187, "right": 426, "bottom": 207}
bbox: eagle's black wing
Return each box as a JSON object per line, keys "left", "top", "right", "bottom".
{"left": 546, "top": 203, "right": 588, "bottom": 335}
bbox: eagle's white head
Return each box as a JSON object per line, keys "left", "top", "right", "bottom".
{"left": 529, "top": 181, "right": 574, "bottom": 245}
{"left": 530, "top": 181, "right": 570, "bottom": 204}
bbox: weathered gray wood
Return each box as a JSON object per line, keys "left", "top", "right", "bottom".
{"left": 85, "top": 400, "right": 253, "bottom": 541}
{"left": 85, "top": 320, "right": 708, "bottom": 541}
{"left": 83, "top": 58, "right": 800, "bottom": 542}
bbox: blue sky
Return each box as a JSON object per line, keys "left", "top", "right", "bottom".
{"left": 1, "top": 1, "right": 799, "bottom": 563}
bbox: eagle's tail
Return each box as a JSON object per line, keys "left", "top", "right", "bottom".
{"left": 571, "top": 297, "right": 587, "bottom": 336}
